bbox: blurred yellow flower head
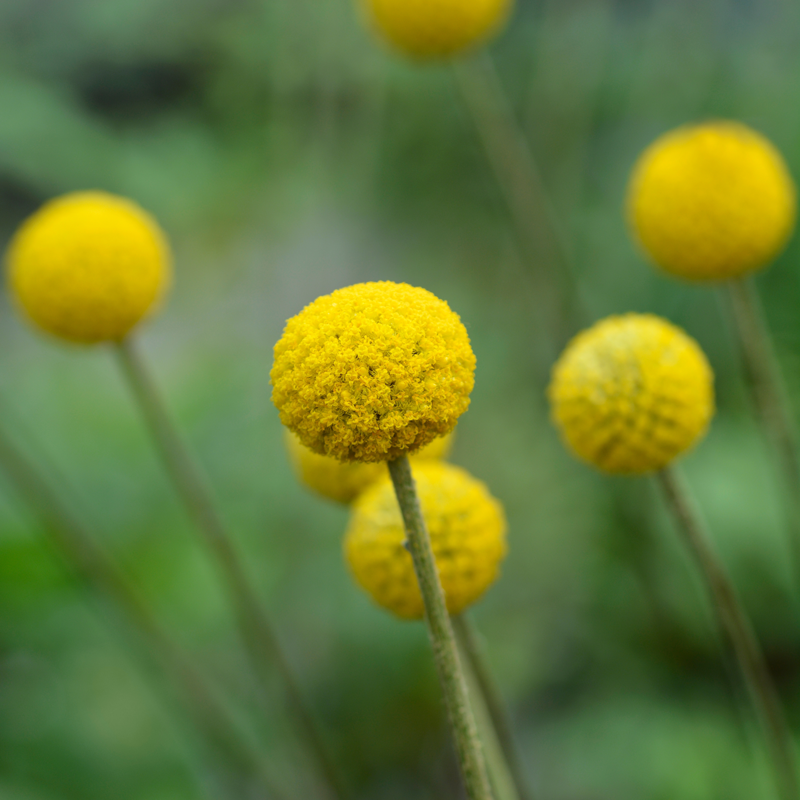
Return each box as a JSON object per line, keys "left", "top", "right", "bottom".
{"left": 363, "top": 0, "right": 513, "bottom": 59}
{"left": 628, "top": 121, "right": 796, "bottom": 281}
{"left": 6, "top": 191, "right": 172, "bottom": 343}
{"left": 345, "top": 461, "right": 506, "bottom": 619}
{"left": 271, "top": 281, "right": 475, "bottom": 463}
{"left": 285, "top": 429, "right": 455, "bottom": 504}
{"left": 548, "top": 314, "right": 714, "bottom": 475}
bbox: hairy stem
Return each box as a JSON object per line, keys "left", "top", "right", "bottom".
{"left": 657, "top": 467, "right": 799, "bottom": 800}
{"left": 387, "top": 455, "right": 494, "bottom": 800}
{"left": 115, "top": 338, "right": 347, "bottom": 800}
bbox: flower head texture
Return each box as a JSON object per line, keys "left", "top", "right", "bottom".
{"left": 271, "top": 282, "right": 476, "bottom": 463}
{"left": 345, "top": 461, "right": 506, "bottom": 619}
{"left": 628, "top": 122, "right": 796, "bottom": 281}
{"left": 285, "top": 430, "right": 455, "bottom": 504}
{"left": 548, "top": 314, "right": 714, "bottom": 475}
{"left": 363, "top": 0, "right": 513, "bottom": 59}
{"left": 7, "top": 191, "right": 172, "bottom": 343}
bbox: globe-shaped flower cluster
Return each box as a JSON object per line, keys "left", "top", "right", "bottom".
{"left": 628, "top": 122, "right": 796, "bottom": 282}
{"left": 7, "top": 191, "right": 171, "bottom": 343}
{"left": 549, "top": 314, "right": 715, "bottom": 475}
{"left": 271, "top": 281, "right": 476, "bottom": 463}
{"left": 345, "top": 461, "right": 507, "bottom": 619}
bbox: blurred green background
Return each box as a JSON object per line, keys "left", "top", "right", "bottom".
{"left": 1, "top": 0, "right": 800, "bottom": 798}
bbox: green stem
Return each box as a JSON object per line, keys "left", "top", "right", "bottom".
{"left": 657, "top": 467, "right": 799, "bottom": 800}
{"left": 453, "top": 614, "right": 532, "bottom": 800}
{"left": 114, "top": 338, "right": 347, "bottom": 800}
{"left": 452, "top": 51, "right": 586, "bottom": 342}
{"left": 387, "top": 455, "right": 494, "bottom": 800}
{"left": 0, "top": 422, "right": 282, "bottom": 799}
{"left": 726, "top": 278, "right": 800, "bottom": 589}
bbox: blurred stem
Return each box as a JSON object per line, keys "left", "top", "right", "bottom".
{"left": 114, "top": 338, "right": 347, "bottom": 800}
{"left": 657, "top": 467, "right": 799, "bottom": 800}
{"left": 726, "top": 278, "right": 800, "bottom": 588}
{"left": 452, "top": 52, "right": 585, "bottom": 344}
{"left": 387, "top": 455, "right": 494, "bottom": 800}
{"left": 453, "top": 614, "right": 532, "bottom": 800}
{"left": 0, "top": 422, "right": 283, "bottom": 800}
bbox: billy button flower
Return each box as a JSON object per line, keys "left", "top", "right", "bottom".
{"left": 273, "top": 281, "right": 494, "bottom": 800}
{"left": 272, "top": 282, "right": 475, "bottom": 463}
{"left": 7, "top": 191, "right": 171, "bottom": 343}
{"left": 628, "top": 122, "right": 796, "bottom": 282}
{"left": 6, "top": 192, "right": 344, "bottom": 798}
{"left": 345, "top": 461, "right": 506, "bottom": 619}
{"left": 285, "top": 430, "right": 455, "bottom": 505}
{"left": 549, "top": 313, "right": 799, "bottom": 800}
{"left": 549, "top": 314, "right": 714, "bottom": 475}
{"left": 628, "top": 121, "right": 800, "bottom": 599}
{"left": 363, "top": 0, "right": 514, "bottom": 59}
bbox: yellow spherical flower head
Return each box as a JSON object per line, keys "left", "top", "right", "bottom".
{"left": 272, "top": 282, "right": 475, "bottom": 463}
{"left": 345, "top": 461, "right": 506, "bottom": 619}
{"left": 628, "top": 122, "right": 796, "bottom": 281}
{"left": 7, "top": 191, "right": 171, "bottom": 343}
{"left": 363, "top": 0, "right": 513, "bottom": 59}
{"left": 548, "top": 314, "right": 714, "bottom": 475}
{"left": 285, "top": 429, "right": 456, "bottom": 504}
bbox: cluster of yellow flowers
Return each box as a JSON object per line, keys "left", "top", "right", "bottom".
{"left": 273, "top": 281, "right": 507, "bottom": 620}
{"left": 548, "top": 120, "right": 796, "bottom": 475}
{"left": 4, "top": 0, "right": 798, "bottom": 728}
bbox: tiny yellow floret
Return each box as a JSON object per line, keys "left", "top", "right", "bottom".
{"left": 7, "top": 191, "right": 171, "bottom": 343}
{"left": 345, "top": 461, "right": 506, "bottom": 619}
{"left": 628, "top": 122, "right": 796, "bottom": 281}
{"left": 548, "top": 314, "right": 714, "bottom": 475}
{"left": 271, "top": 282, "right": 476, "bottom": 463}
{"left": 363, "top": 0, "right": 513, "bottom": 59}
{"left": 285, "top": 430, "right": 455, "bottom": 504}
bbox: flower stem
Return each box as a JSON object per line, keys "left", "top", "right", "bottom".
{"left": 387, "top": 455, "right": 494, "bottom": 800}
{"left": 453, "top": 614, "right": 532, "bottom": 800}
{"left": 114, "top": 338, "right": 347, "bottom": 800}
{"left": 452, "top": 51, "right": 586, "bottom": 343}
{"left": 726, "top": 277, "right": 800, "bottom": 588}
{"left": 0, "top": 420, "right": 283, "bottom": 799}
{"left": 657, "top": 467, "right": 799, "bottom": 800}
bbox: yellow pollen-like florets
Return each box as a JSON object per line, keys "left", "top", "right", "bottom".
{"left": 285, "top": 430, "right": 455, "bottom": 504}
{"left": 627, "top": 121, "right": 796, "bottom": 281}
{"left": 345, "top": 461, "right": 506, "bottom": 619}
{"left": 362, "top": 0, "right": 513, "bottom": 59}
{"left": 6, "top": 191, "right": 172, "bottom": 343}
{"left": 548, "top": 314, "right": 714, "bottom": 475}
{"left": 271, "top": 282, "right": 476, "bottom": 463}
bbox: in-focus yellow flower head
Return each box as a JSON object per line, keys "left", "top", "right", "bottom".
{"left": 362, "top": 0, "right": 513, "bottom": 60}
{"left": 272, "top": 282, "right": 475, "bottom": 463}
{"left": 6, "top": 191, "right": 172, "bottom": 343}
{"left": 548, "top": 314, "right": 714, "bottom": 475}
{"left": 285, "top": 430, "right": 456, "bottom": 504}
{"left": 345, "top": 461, "right": 506, "bottom": 619}
{"left": 628, "top": 122, "right": 796, "bottom": 281}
